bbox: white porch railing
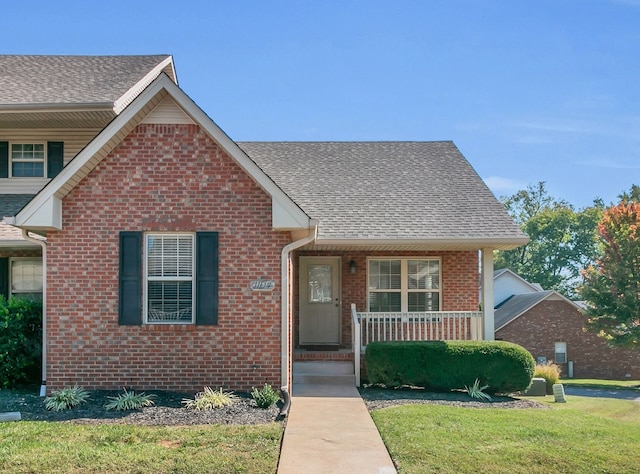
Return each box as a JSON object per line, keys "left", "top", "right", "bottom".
{"left": 351, "top": 304, "right": 483, "bottom": 352}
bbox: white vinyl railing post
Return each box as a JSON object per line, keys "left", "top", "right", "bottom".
{"left": 351, "top": 304, "right": 361, "bottom": 387}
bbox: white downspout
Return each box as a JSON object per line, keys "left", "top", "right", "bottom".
{"left": 21, "top": 230, "right": 47, "bottom": 396}
{"left": 280, "top": 221, "right": 317, "bottom": 413}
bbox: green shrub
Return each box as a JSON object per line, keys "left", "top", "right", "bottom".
{"left": 534, "top": 363, "right": 561, "bottom": 394}
{"left": 182, "top": 387, "right": 239, "bottom": 410}
{"left": 251, "top": 384, "right": 281, "bottom": 409}
{"left": 0, "top": 296, "right": 42, "bottom": 388}
{"left": 365, "top": 340, "right": 535, "bottom": 393}
{"left": 104, "top": 388, "right": 156, "bottom": 411}
{"left": 44, "top": 386, "right": 90, "bottom": 411}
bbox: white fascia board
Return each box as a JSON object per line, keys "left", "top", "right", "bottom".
{"left": 15, "top": 195, "right": 61, "bottom": 230}
{"left": 314, "top": 237, "right": 530, "bottom": 250}
{"left": 113, "top": 56, "right": 176, "bottom": 114}
{"left": 164, "top": 81, "right": 311, "bottom": 231}
{"left": 15, "top": 74, "right": 310, "bottom": 233}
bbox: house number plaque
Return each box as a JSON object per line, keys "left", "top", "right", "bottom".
{"left": 250, "top": 279, "right": 276, "bottom": 291}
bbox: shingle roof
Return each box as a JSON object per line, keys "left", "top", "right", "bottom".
{"left": 0, "top": 55, "right": 172, "bottom": 106}
{"left": 0, "top": 194, "right": 33, "bottom": 217}
{"left": 239, "top": 141, "right": 526, "bottom": 243}
{"left": 494, "top": 291, "right": 555, "bottom": 330}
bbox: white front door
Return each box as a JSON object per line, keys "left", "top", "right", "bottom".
{"left": 299, "top": 257, "right": 341, "bottom": 345}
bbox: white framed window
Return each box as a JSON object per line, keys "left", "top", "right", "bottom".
{"left": 10, "top": 258, "right": 43, "bottom": 300}
{"left": 554, "top": 342, "right": 567, "bottom": 364}
{"left": 368, "top": 258, "right": 440, "bottom": 312}
{"left": 11, "top": 143, "right": 45, "bottom": 177}
{"left": 144, "top": 233, "right": 194, "bottom": 323}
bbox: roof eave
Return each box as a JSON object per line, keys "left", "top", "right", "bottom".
{"left": 311, "top": 237, "right": 529, "bottom": 251}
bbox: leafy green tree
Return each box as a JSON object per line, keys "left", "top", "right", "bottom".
{"left": 495, "top": 182, "right": 603, "bottom": 298}
{"left": 580, "top": 191, "right": 640, "bottom": 348}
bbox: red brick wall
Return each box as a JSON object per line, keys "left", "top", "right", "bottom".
{"left": 294, "top": 250, "right": 479, "bottom": 348}
{"left": 496, "top": 300, "right": 640, "bottom": 379}
{"left": 45, "top": 124, "right": 291, "bottom": 392}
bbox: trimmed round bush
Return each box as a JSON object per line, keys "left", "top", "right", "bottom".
{"left": 365, "top": 340, "right": 535, "bottom": 393}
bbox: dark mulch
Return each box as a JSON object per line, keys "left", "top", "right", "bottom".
{"left": 0, "top": 385, "right": 546, "bottom": 426}
{"left": 360, "top": 386, "right": 549, "bottom": 411}
{"left": 0, "top": 387, "right": 283, "bottom": 426}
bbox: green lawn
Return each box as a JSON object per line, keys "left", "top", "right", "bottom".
{"left": 0, "top": 422, "right": 282, "bottom": 474}
{"left": 372, "top": 395, "right": 640, "bottom": 474}
{"left": 560, "top": 378, "right": 640, "bottom": 390}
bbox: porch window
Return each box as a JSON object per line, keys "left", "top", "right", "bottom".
{"left": 368, "top": 258, "right": 440, "bottom": 312}
{"left": 11, "top": 143, "right": 45, "bottom": 177}
{"left": 145, "top": 234, "right": 194, "bottom": 323}
{"left": 10, "top": 258, "right": 43, "bottom": 300}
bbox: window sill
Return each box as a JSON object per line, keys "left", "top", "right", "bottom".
{"left": 141, "top": 324, "right": 196, "bottom": 332}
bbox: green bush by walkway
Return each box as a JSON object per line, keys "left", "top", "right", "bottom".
{"left": 365, "top": 340, "right": 535, "bottom": 393}
{"left": 0, "top": 296, "right": 42, "bottom": 388}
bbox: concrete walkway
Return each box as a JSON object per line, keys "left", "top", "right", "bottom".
{"left": 277, "top": 383, "right": 397, "bottom": 474}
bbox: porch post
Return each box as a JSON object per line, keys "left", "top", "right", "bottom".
{"left": 481, "top": 248, "right": 494, "bottom": 341}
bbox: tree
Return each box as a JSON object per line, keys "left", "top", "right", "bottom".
{"left": 580, "top": 191, "right": 640, "bottom": 348}
{"left": 495, "top": 182, "right": 603, "bottom": 298}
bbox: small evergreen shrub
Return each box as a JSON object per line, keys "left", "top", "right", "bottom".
{"left": 534, "top": 363, "right": 561, "bottom": 394}
{"left": 365, "top": 340, "right": 535, "bottom": 393}
{"left": 44, "top": 386, "right": 90, "bottom": 411}
{"left": 182, "top": 387, "right": 239, "bottom": 410}
{"left": 104, "top": 388, "right": 156, "bottom": 411}
{"left": 251, "top": 383, "right": 281, "bottom": 409}
{"left": 0, "top": 296, "right": 42, "bottom": 388}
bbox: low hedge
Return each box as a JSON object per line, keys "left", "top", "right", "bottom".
{"left": 365, "top": 340, "right": 535, "bottom": 393}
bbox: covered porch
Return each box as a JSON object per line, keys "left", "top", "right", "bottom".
{"left": 291, "top": 248, "right": 496, "bottom": 387}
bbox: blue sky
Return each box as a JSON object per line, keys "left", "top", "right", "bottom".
{"left": 3, "top": 0, "right": 639, "bottom": 208}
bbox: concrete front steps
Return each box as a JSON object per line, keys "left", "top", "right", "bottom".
{"left": 292, "top": 361, "right": 356, "bottom": 387}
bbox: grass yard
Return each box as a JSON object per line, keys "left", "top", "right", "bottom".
{"left": 0, "top": 422, "right": 283, "bottom": 474}
{"left": 372, "top": 395, "right": 640, "bottom": 474}
{"left": 560, "top": 378, "right": 640, "bottom": 390}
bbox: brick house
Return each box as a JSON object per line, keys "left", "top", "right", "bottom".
{"left": 494, "top": 269, "right": 640, "bottom": 379}
{"left": 1, "top": 55, "right": 527, "bottom": 396}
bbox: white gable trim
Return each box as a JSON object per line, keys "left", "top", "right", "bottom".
{"left": 14, "top": 74, "right": 310, "bottom": 232}
{"left": 113, "top": 56, "right": 176, "bottom": 114}
{"left": 494, "top": 268, "right": 542, "bottom": 292}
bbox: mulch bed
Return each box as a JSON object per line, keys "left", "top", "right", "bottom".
{"left": 0, "top": 386, "right": 546, "bottom": 426}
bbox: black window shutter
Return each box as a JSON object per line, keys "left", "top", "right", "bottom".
{"left": 119, "top": 231, "right": 142, "bottom": 325}
{"left": 195, "top": 232, "right": 219, "bottom": 325}
{"left": 47, "top": 142, "right": 64, "bottom": 178}
{"left": 0, "top": 258, "right": 8, "bottom": 300}
{"left": 0, "top": 142, "right": 8, "bottom": 178}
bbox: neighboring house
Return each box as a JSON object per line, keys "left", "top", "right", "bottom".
{"left": 1, "top": 55, "right": 527, "bottom": 395}
{"left": 494, "top": 270, "right": 640, "bottom": 379}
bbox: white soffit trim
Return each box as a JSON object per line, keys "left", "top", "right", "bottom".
{"left": 16, "top": 74, "right": 310, "bottom": 232}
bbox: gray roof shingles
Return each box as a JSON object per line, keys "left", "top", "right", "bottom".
{"left": 238, "top": 141, "right": 526, "bottom": 242}
{"left": 0, "top": 55, "right": 171, "bottom": 106}
{"left": 0, "top": 194, "right": 33, "bottom": 217}
{"left": 494, "top": 291, "right": 555, "bottom": 329}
